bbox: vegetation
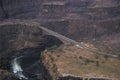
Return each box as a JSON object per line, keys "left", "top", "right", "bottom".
{"left": 42, "top": 51, "right": 59, "bottom": 80}
{"left": 0, "top": 57, "right": 10, "bottom": 70}
{"left": 79, "top": 56, "right": 83, "bottom": 59}
{"left": 104, "top": 55, "right": 109, "bottom": 60}
{"left": 47, "top": 45, "right": 58, "bottom": 51}
{"left": 0, "top": 69, "right": 19, "bottom": 80}
{"left": 96, "top": 61, "right": 100, "bottom": 67}
{"left": 118, "top": 54, "right": 120, "bottom": 59}
{"left": 44, "top": 45, "right": 120, "bottom": 79}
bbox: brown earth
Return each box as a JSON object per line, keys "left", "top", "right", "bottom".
{"left": 0, "top": 69, "right": 19, "bottom": 80}
{"left": 42, "top": 45, "right": 120, "bottom": 80}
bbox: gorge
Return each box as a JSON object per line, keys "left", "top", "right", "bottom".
{"left": 0, "top": 0, "right": 120, "bottom": 80}
{"left": 0, "top": 22, "right": 63, "bottom": 80}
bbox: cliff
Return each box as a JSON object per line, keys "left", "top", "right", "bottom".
{"left": 0, "top": 0, "right": 120, "bottom": 80}
{"left": 0, "top": 21, "right": 63, "bottom": 80}
{"left": 0, "top": 69, "right": 19, "bottom": 80}
{"left": 42, "top": 45, "right": 120, "bottom": 80}
{"left": 42, "top": 50, "right": 59, "bottom": 80}
{"left": 41, "top": 0, "right": 120, "bottom": 55}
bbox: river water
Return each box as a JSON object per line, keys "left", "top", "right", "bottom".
{"left": 11, "top": 56, "right": 28, "bottom": 80}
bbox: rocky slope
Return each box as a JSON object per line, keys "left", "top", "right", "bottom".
{"left": 42, "top": 45, "right": 120, "bottom": 80}
{"left": 0, "top": 0, "right": 43, "bottom": 19}
{"left": 0, "top": 69, "right": 19, "bottom": 80}
{"left": 0, "top": 0, "right": 120, "bottom": 80}
{"left": 41, "top": 0, "right": 120, "bottom": 55}
{"left": 0, "top": 22, "right": 63, "bottom": 80}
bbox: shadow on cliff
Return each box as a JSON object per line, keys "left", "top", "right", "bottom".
{"left": 0, "top": 24, "right": 63, "bottom": 80}
{"left": 11, "top": 35, "right": 63, "bottom": 80}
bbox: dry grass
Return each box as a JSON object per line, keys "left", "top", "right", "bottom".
{"left": 45, "top": 45, "right": 120, "bottom": 80}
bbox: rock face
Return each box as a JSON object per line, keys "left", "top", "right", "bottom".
{"left": 0, "top": 23, "right": 63, "bottom": 80}
{"left": 68, "top": 0, "right": 120, "bottom": 6}
{"left": 0, "top": 0, "right": 120, "bottom": 80}
{"left": 41, "top": 0, "right": 120, "bottom": 54}
{"left": 0, "top": 0, "right": 120, "bottom": 20}
{"left": 0, "top": 7, "right": 3, "bottom": 20}
{"left": 0, "top": 0, "right": 43, "bottom": 19}
{"left": 0, "top": 24, "right": 42, "bottom": 57}
{"left": 42, "top": 45, "right": 120, "bottom": 80}
{"left": 0, "top": 69, "right": 19, "bottom": 80}
{"left": 0, "top": 23, "right": 63, "bottom": 56}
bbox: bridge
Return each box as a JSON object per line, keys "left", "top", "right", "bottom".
{"left": 0, "top": 20, "right": 119, "bottom": 59}
{"left": 38, "top": 26, "right": 119, "bottom": 59}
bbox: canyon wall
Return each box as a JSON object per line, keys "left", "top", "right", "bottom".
{"left": 0, "top": 0, "right": 120, "bottom": 79}
{"left": 0, "top": 0, "right": 43, "bottom": 19}
{"left": 0, "top": 23, "right": 63, "bottom": 80}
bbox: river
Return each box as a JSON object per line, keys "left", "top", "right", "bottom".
{"left": 11, "top": 56, "right": 28, "bottom": 80}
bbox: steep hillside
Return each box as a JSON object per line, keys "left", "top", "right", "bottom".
{"left": 41, "top": 0, "right": 120, "bottom": 55}
{"left": 0, "top": 0, "right": 43, "bottom": 19}
{"left": 0, "top": 0, "right": 120, "bottom": 80}
{"left": 0, "top": 22, "right": 63, "bottom": 80}
{"left": 0, "top": 69, "right": 19, "bottom": 80}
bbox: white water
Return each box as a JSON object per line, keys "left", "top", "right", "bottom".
{"left": 11, "top": 56, "right": 28, "bottom": 80}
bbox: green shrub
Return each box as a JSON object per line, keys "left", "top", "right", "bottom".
{"left": 104, "top": 55, "right": 109, "bottom": 60}
{"left": 0, "top": 58, "right": 10, "bottom": 70}
{"left": 79, "top": 56, "right": 83, "bottom": 59}
{"left": 118, "top": 54, "right": 120, "bottom": 59}
{"left": 84, "top": 59, "right": 91, "bottom": 65}
{"left": 83, "top": 59, "right": 95, "bottom": 65}
{"left": 96, "top": 61, "right": 100, "bottom": 67}
{"left": 47, "top": 45, "right": 58, "bottom": 51}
